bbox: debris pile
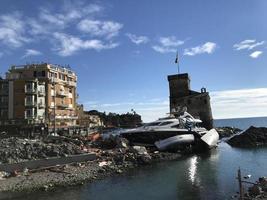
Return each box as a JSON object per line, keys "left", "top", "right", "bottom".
{"left": 215, "top": 127, "right": 242, "bottom": 139}
{"left": 227, "top": 126, "right": 267, "bottom": 147}
{"left": 0, "top": 137, "right": 83, "bottom": 164}
{"left": 246, "top": 177, "right": 267, "bottom": 199}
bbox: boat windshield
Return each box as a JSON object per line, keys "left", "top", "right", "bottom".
{"left": 159, "top": 121, "right": 174, "bottom": 126}
{"left": 144, "top": 122, "right": 161, "bottom": 127}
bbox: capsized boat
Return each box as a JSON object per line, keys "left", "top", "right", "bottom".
{"left": 121, "top": 109, "right": 206, "bottom": 144}
{"left": 121, "top": 107, "right": 219, "bottom": 150}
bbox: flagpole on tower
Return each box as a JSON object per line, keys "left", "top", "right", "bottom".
{"left": 175, "top": 51, "right": 180, "bottom": 74}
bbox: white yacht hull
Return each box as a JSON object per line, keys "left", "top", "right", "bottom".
{"left": 200, "top": 129, "right": 219, "bottom": 148}
{"left": 155, "top": 134, "right": 195, "bottom": 151}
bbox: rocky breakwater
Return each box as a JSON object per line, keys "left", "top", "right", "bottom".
{"left": 227, "top": 126, "right": 267, "bottom": 147}
{"left": 215, "top": 127, "right": 241, "bottom": 139}
{"left": 0, "top": 135, "right": 182, "bottom": 195}
{"left": 0, "top": 136, "right": 83, "bottom": 164}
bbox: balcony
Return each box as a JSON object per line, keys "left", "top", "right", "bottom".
{"left": 38, "top": 103, "right": 45, "bottom": 109}
{"left": 25, "top": 88, "right": 36, "bottom": 94}
{"left": 25, "top": 101, "right": 37, "bottom": 107}
{"left": 67, "top": 81, "right": 77, "bottom": 87}
{"left": 57, "top": 104, "right": 69, "bottom": 109}
{"left": 38, "top": 90, "right": 45, "bottom": 96}
{"left": 57, "top": 91, "right": 68, "bottom": 97}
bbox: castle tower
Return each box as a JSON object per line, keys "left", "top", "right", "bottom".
{"left": 168, "top": 73, "right": 213, "bottom": 129}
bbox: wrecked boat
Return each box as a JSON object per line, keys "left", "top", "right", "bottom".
{"left": 121, "top": 108, "right": 219, "bottom": 150}
{"left": 155, "top": 134, "right": 195, "bottom": 151}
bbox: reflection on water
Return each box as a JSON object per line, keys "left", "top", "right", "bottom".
{"left": 188, "top": 156, "right": 198, "bottom": 184}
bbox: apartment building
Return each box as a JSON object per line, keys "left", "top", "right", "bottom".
{"left": 0, "top": 63, "right": 78, "bottom": 129}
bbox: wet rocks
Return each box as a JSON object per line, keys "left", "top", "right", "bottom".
{"left": 227, "top": 126, "right": 267, "bottom": 147}
{"left": 216, "top": 127, "right": 242, "bottom": 139}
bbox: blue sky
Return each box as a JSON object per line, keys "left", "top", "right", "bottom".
{"left": 0, "top": 0, "right": 267, "bottom": 121}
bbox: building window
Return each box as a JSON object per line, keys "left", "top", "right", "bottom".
{"left": 33, "top": 71, "right": 37, "bottom": 77}
{"left": 42, "top": 71, "right": 45, "bottom": 77}
{"left": 204, "top": 99, "right": 207, "bottom": 104}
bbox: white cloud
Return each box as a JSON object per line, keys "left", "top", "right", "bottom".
{"left": 38, "top": 3, "right": 103, "bottom": 30}
{"left": 184, "top": 42, "right": 217, "bottom": 56}
{"left": 152, "top": 36, "right": 185, "bottom": 53}
{"left": 126, "top": 33, "right": 149, "bottom": 45}
{"left": 77, "top": 19, "right": 123, "bottom": 39}
{"left": 0, "top": 13, "right": 30, "bottom": 48}
{"left": 22, "top": 49, "right": 42, "bottom": 58}
{"left": 211, "top": 88, "right": 267, "bottom": 119}
{"left": 233, "top": 39, "right": 265, "bottom": 51}
{"left": 249, "top": 51, "right": 263, "bottom": 58}
{"left": 53, "top": 32, "right": 119, "bottom": 56}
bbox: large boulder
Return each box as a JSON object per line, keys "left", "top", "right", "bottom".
{"left": 227, "top": 126, "right": 267, "bottom": 147}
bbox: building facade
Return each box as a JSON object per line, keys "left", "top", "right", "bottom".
{"left": 76, "top": 104, "right": 103, "bottom": 128}
{"left": 168, "top": 73, "right": 213, "bottom": 129}
{"left": 0, "top": 63, "right": 78, "bottom": 129}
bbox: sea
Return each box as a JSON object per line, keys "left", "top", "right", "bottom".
{"left": 10, "top": 117, "right": 267, "bottom": 200}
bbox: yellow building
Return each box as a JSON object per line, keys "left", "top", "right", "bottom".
{"left": 0, "top": 63, "right": 78, "bottom": 129}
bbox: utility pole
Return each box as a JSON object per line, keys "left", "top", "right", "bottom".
{"left": 237, "top": 168, "right": 244, "bottom": 200}
{"left": 52, "top": 78, "right": 56, "bottom": 134}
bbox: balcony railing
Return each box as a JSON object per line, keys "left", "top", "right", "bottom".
{"left": 57, "top": 91, "right": 68, "bottom": 97}
{"left": 67, "top": 81, "right": 77, "bottom": 87}
{"left": 38, "top": 103, "right": 45, "bottom": 108}
{"left": 25, "top": 101, "right": 36, "bottom": 107}
{"left": 57, "top": 104, "right": 69, "bottom": 109}
{"left": 25, "top": 88, "right": 36, "bottom": 94}
{"left": 38, "top": 90, "right": 45, "bottom": 96}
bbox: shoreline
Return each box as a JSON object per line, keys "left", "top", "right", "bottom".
{"left": 0, "top": 145, "right": 183, "bottom": 199}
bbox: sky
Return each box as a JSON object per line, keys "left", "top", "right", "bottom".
{"left": 0, "top": 0, "right": 267, "bottom": 122}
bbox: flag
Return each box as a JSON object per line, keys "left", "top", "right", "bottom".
{"left": 175, "top": 52, "right": 178, "bottom": 63}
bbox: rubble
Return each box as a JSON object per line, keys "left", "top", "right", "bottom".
{"left": 0, "top": 134, "right": 185, "bottom": 194}
{"left": 0, "top": 137, "right": 83, "bottom": 164}
{"left": 227, "top": 126, "right": 267, "bottom": 147}
{"left": 245, "top": 177, "right": 267, "bottom": 199}
{"left": 215, "top": 127, "right": 242, "bottom": 139}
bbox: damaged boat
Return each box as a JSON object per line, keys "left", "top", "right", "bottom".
{"left": 121, "top": 108, "right": 219, "bottom": 151}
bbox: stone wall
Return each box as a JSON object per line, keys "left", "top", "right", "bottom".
{"left": 168, "top": 73, "right": 213, "bottom": 129}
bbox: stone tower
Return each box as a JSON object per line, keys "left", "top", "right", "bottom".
{"left": 168, "top": 73, "right": 213, "bottom": 129}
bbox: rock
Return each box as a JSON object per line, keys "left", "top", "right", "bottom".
{"left": 116, "top": 169, "right": 123, "bottom": 174}
{"left": 248, "top": 185, "right": 262, "bottom": 196}
{"left": 227, "top": 126, "right": 267, "bottom": 147}
{"left": 115, "top": 137, "right": 129, "bottom": 148}
{"left": 216, "top": 127, "right": 242, "bottom": 138}
{"left": 132, "top": 146, "right": 148, "bottom": 155}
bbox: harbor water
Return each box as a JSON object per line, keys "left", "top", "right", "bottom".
{"left": 12, "top": 117, "right": 267, "bottom": 200}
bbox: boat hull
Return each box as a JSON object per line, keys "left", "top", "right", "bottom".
{"left": 200, "top": 129, "right": 219, "bottom": 148}
{"left": 155, "top": 134, "right": 195, "bottom": 151}
{"left": 121, "top": 129, "right": 196, "bottom": 144}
